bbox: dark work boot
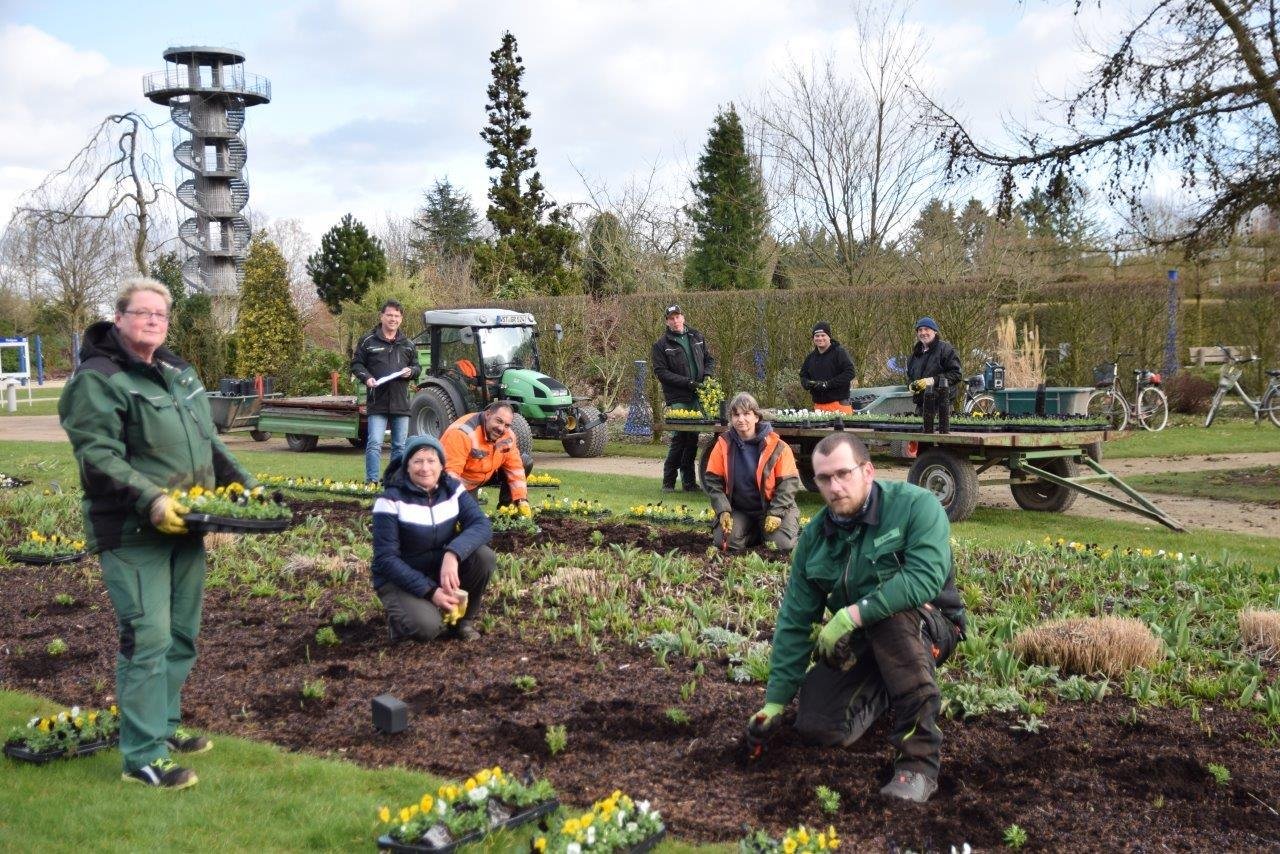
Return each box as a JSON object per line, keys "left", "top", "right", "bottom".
{"left": 880, "top": 769, "right": 937, "bottom": 803}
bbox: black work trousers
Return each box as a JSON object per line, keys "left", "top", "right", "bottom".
{"left": 794, "top": 605, "right": 959, "bottom": 779}
{"left": 663, "top": 428, "right": 700, "bottom": 489}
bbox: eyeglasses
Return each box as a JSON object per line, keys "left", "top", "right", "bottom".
{"left": 122, "top": 309, "right": 170, "bottom": 322}
{"left": 814, "top": 464, "right": 868, "bottom": 488}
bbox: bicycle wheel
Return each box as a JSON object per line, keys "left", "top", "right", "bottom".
{"left": 1136, "top": 386, "right": 1169, "bottom": 431}
{"left": 1262, "top": 387, "right": 1280, "bottom": 428}
{"left": 1087, "top": 389, "right": 1129, "bottom": 431}
{"left": 966, "top": 394, "right": 997, "bottom": 416}
{"left": 1204, "top": 387, "right": 1227, "bottom": 427}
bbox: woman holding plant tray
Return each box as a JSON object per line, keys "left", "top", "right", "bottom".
{"left": 59, "top": 278, "right": 257, "bottom": 791}
{"left": 702, "top": 392, "right": 802, "bottom": 553}
{"left": 372, "top": 434, "right": 496, "bottom": 644}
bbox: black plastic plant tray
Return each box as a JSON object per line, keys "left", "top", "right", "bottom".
{"left": 870, "top": 422, "right": 924, "bottom": 432}
{"left": 626, "top": 829, "right": 667, "bottom": 854}
{"left": 6, "top": 551, "right": 88, "bottom": 566}
{"left": 183, "top": 512, "right": 293, "bottom": 535}
{"left": 376, "top": 829, "right": 484, "bottom": 853}
{"left": 491, "top": 798, "right": 560, "bottom": 832}
{"left": 0, "top": 474, "right": 32, "bottom": 489}
{"left": 528, "top": 483, "right": 560, "bottom": 489}
{"left": 949, "top": 422, "right": 1005, "bottom": 433}
{"left": 4, "top": 737, "right": 115, "bottom": 764}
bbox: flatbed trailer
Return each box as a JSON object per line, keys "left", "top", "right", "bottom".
{"left": 255, "top": 396, "right": 367, "bottom": 452}
{"left": 674, "top": 423, "right": 1184, "bottom": 532}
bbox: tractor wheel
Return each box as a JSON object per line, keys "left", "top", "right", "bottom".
{"left": 562, "top": 406, "right": 608, "bottom": 457}
{"left": 907, "top": 448, "right": 978, "bottom": 522}
{"left": 250, "top": 430, "right": 272, "bottom": 442}
{"left": 1010, "top": 456, "right": 1080, "bottom": 513}
{"left": 511, "top": 412, "right": 535, "bottom": 474}
{"left": 285, "top": 433, "right": 318, "bottom": 453}
{"left": 410, "top": 386, "right": 457, "bottom": 438}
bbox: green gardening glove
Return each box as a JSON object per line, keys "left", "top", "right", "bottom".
{"left": 816, "top": 607, "right": 857, "bottom": 664}
{"left": 745, "top": 702, "right": 785, "bottom": 758}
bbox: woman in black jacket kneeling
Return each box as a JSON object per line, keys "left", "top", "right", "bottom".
{"left": 371, "top": 434, "right": 495, "bottom": 642}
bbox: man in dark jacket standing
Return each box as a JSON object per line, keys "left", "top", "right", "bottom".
{"left": 905, "top": 317, "right": 962, "bottom": 414}
{"left": 800, "top": 322, "right": 857, "bottom": 413}
{"left": 651, "top": 304, "right": 716, "bottom": 492}
{"left": 745, "top": 433, "right": 966, "bottom": 804}
{"left": 352, "top": 300, "right": 422, "bottom": 483}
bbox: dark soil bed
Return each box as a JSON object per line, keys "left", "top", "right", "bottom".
{"left": 2, "top": 522, "right": 1279, "bottom": 851}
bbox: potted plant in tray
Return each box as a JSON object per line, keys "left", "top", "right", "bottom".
{"left": 531, "top": 790, "right": 665, "bottom": 853}
{"left": 7, "top": 531, "right": 88, "bottom": 565}
{"left": 4, "top": 705, "right": 120, "bottom": 764}
{"left": 174, "top": 482, "right": 292, "bottom": 534}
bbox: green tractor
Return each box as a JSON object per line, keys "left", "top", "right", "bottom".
{"left": 408, "top": 308, "right": 608, "bottom": 460}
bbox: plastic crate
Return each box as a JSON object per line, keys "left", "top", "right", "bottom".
{"left": 848, "top": 385, "right": 917, "bottom": 415}
{"left": 993, "top": 387, "right": 1093, "bottom": 416}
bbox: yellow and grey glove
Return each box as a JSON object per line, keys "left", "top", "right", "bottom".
{"left": 149, "top": 495, "right": 190, "bottom": 535}
{"left": 909, "top": 377, "right": 935, "bottom": 393}
{"left": 763, "top": 515, "right": 782, "bottom": 534}
{"left": 516, "top": 499, "right": 532, "bottom": 518}
{"left": 718, "top": 511, "right": 733, "bottom": 534}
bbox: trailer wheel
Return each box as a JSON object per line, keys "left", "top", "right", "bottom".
{"left": 1010, "top": 456, "right": 1080, "bottom": 513}
{"left": 907, "top": 448, "right": 978, "bottom": 522}
{"left": 563, "top": 406, "right": 608, "bottom": 457}
{"left": 410, "top": 386, "right": 457, "bottom": 438}
{"left": 250, "top": 430, "right": 272, "bottom": 442}
{"left": 286, "top": 433, "right": 318, "bottom": 452}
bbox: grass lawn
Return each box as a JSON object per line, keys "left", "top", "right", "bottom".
{"left": 1125, "top": 465, "right": 1280, "bottom": 507}
{"left": 0, "top": 385, "right": 63, "bottom": 417}
{"left": 0, "top": 691, "right": 719, "bottom": 854}
{"left": 1103, "top": 416, "right": 1280, "bottom": 459}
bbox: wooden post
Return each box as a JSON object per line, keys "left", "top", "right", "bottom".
{"left": 330, "top": 370, "right": 339, "bottom": 396}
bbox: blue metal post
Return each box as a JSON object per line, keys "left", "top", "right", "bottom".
{"left": 72, "top": 332, "right": 81, "bottom": 370}
{"left": 1163, "top": 270, "right": 1179, "bottom": 377}
{"left": 17, "top": 339, "right": 29, "bottom": 386}
{"left": 623, "top": 360, "right": 653, "bottom": 437}
{"left": 34, "top": 335, "right": 43, "bottom": 384}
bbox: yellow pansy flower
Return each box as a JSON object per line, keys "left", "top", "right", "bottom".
{"left": 378, "top": 806, "right": 391, "bottom": 823}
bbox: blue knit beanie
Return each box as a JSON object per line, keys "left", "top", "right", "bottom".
{"left": 914, "top": 317, "right": 940, "bottom": 333}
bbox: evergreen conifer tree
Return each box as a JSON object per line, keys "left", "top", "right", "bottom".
{"left": 684, "top": 105, "right": 769, "bottom": 290}
{"left": 151, "top": 251, "right": 186, "bottom": 309}
{"left": 237, "top": 235, "right": 303, "bottom": 386}
{"left": 411, "top": 178, "right": 480, "bottom": 265}
{"left": 473, "top": 31, "right": 580, "bottom": 295}
{"left": 306, "top": 214, "right": 388, "bottom": 314}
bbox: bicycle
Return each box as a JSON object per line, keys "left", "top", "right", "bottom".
{"left": 961, "top": 360, "right": 1003, "bottom": 415}
{"left": 1203, "top": 345, "right": 1280, "bottom": 427}
{"left": 1086, "top": 353, "right": 1168, "bottom": 431}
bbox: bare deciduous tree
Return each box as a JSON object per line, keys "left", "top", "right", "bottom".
{"left": 12, "top": 113, "right": 170, "bottom": 276}
{"left": 752, "top": 0, "right": 941, "bottom": 286}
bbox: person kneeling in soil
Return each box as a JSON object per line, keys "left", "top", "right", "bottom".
{"left": 703, "top": 392, "right": 801, "bottom": 553}
{"left": 745, "top": 433, "right": 966, "bottom": 803}
{"left": 440, "top": 401, "right": 532, "bottom": 516}
{"left": 372, "top": 435, "right": 495, "bottom": 642}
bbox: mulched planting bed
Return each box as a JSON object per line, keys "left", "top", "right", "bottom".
{"left": 2, "top": 521, "right": 1279, "bottom": 850}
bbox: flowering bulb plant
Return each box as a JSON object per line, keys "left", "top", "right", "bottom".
{"left": 536, "top": 497, "right": 611, "bottom": 519}
{"left": 13, "top": 531, "right": 86, "bottom": 558}
{"left": 5, "top": 704, "right": 120, "bottom": 755}
{"left": 696, "top": 376, "right": 725, "bottom": 418}
{"left": 491, "top": 504, "right": 539, "bottom": 533}
{"left": 627, "top": 503, "right": 716, "bottom": 526}
{"left": 739, "top": 824, "right": 841, "bottom": 852}
{"left": 664, "top": 406, "right": 706, "bottom": 421}
{"left": 1040, "top": 536, "right": 1191, "bottom": 564}
{"left": 532, "top": 790, "right": 664, "bottom": 853}
{"left": 171, "top": 483, "right": 290, "bottom": 519}
{"left": 527, "top": 473, "right": 562, "bottom": 488}
{"left": 256, "top": 473, "right": 380, "bottom": 496}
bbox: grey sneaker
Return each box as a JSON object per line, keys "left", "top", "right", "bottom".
{"left": 880, "top": 769, "right": 937, "bottom": 803}
{"left": 166, "top": 726, "right": 212, "bottom": 754}
{"left": 122, "top": 758, "right": 198, "bottom": 790}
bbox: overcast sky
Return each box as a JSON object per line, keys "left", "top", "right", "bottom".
{"left": 1, "top": 0, "right": 1134, "bottom": 247}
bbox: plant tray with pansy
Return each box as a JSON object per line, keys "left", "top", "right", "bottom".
{"left": 175, "top": 482, "right": 293, "bottom": 534}
{"left": 376, "top": 767, "right": 558, "bottom": 852}
{"left": 627, "top": 502, "right": 716, "bottom": 527}
{"left": 532, "top": 790, "right": 664, "bottom": 853}
{"left": 0, "top": 473, "right": 32, "bottom": 490}
{"left": 738, "top": 824, "right": 841, "bottom": 852}
{"left": 255, "top": 473, "right": 380, "bottom": 497}
{"left": 527, "top": 473, "right": 562, "bottom": 488}
{"left": 7, "top": 531, "right": 88, "bottom": 565}
{"left": 664, "top": 406, "right": 712, "bottom": 424}
{"left": 490, "top": 504, "right": 541, "bottom": 534}
{"left": 535, "top": 497, "right": 612, "bottom": 519}
{"left": 4, "top": 704, "right": 120, "bottom": 764}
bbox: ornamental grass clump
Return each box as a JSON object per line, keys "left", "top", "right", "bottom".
{"left": 1239, "top": 609, "right": 1280, "bottom": 659}
{"left": 533, "top": 790, "right": 664, "bottom": 853}
{"left": 1011, "top": 616, "right": 1162, "bottom": 679}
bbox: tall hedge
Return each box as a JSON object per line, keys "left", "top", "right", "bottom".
{"left": 236, "top": 236, "right": 304, "bottom": 388}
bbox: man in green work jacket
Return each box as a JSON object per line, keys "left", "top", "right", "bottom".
{"left": 59, "top": 278, "right": 256, "bottom": 790}
{"left": 745, "top": 432, "right": 966, "bottom": 803}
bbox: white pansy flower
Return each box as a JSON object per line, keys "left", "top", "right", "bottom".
{"left": 567, "top": 844, "right": 581, "bottom": 854}
{"left": 70, "top": 706, "right": 81, "bottom": 717}
{"left": 636, "top": 800, "right": 650, "bottom": 814}
{"left": 586, "top": 826, "right": 596, "bottom": 845}
{"left": 467, "top": 786, "right": 489, "bottom": 803}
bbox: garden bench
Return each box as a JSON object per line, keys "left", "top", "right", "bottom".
{"left": 1189, "top": 346, "right": 1250, "bottom": 367}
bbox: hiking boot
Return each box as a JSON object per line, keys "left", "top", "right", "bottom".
{"left": 661, "top": 484, "right": 676, "bottom": 493}
{"left": 122, "top": 758, "right": 198, "bottom": 790}
{"left": 166, "top": 727, "right": 212, "bottom": 754}
{"left": 683, "top": 484, "right": 700, "bottom": 493}
{"left": 453, "top": 620, "right": 480, "bottom": 642}
{"left": 880, "top": 769, "right": 937, "bottom": 803}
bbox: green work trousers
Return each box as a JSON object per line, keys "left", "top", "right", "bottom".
{"left": 100, "top": 538, "right": 206, "bottom": 772}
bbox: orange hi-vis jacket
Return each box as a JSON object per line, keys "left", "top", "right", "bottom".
{"left": 703, "top": 429, "right": 800, "bottom": 516}
{"left": 440, "top": 412, "right": 528, "bottom": 501}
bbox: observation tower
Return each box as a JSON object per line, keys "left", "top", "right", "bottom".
{"left": 144, "top": 47, "right": 271, "bottom": 295}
